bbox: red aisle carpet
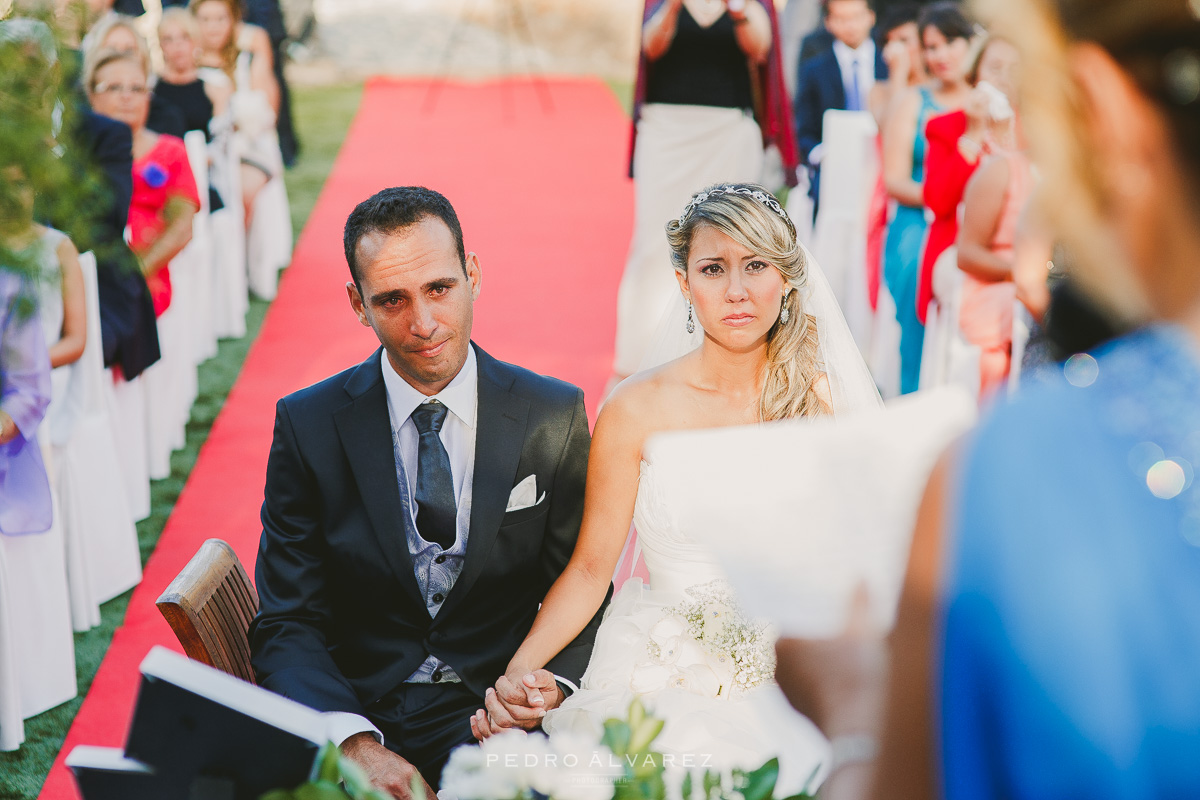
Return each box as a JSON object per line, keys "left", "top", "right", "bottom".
{"left": 38, "top": 77, "right": 633, "bottom": 799}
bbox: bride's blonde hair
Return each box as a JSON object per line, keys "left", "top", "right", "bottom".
{"left": 665, "top": 184, "right": 829, "bottom": 422}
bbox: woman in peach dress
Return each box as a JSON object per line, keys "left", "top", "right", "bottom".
{"left": 955, "top": 147, "right": 1034, "bottom": 399}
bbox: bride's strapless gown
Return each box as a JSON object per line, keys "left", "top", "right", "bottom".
{"left": 543, "top": 462, "right": 829, "bottom": 792}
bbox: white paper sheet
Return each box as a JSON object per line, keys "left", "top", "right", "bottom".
{"left": 645, "top": 388, "right": 977, "bottom": 638}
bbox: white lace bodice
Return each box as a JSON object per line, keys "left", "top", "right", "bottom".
{"left": 632, "top": 460, "right": 728, "bottom": 596}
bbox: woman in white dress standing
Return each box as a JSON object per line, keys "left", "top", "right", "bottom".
{"left": 473, "top": 184, "right": 880, "bottom": 791}
{"left": 610, "top": 0, "right": 774, "bottom": 395}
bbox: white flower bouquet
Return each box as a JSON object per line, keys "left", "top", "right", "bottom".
{"left": 638, "top": 581, "right": 776, "bottom": 699}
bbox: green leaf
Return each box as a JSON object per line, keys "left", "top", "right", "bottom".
{"left": 601, "top": 719, "right": 632, "bottom": 756}
{"left": 258, "top": 791, "right": 295, "bottom": 800}
{"left": 629, "top": 717, "right": 665, "bottom": 754}
{"left": 338, "top": 753, "right": 376, "bottom": 796}
{"left": 409, "top": 773, "right": 428, "bottom": 800}
{"left": 682, "top": 770, "right": 693, "bottom": 800}
{"left": 628, "top": 698, "right": 646, "bottom": 730}
{"left": 310, "top": 742, "right": 342, "bottom": 784}
{"left": 295, "top": 783, "right": 350, "bottom": 800}
{"left": 739, "top": 758, "right": 779, "bottom": 800}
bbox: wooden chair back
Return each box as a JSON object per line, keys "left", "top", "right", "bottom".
{"left": 156, "top": 538, "right": 259, "bottom": 684}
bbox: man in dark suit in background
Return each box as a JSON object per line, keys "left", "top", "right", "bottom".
{"left": 250, "top": 187, "right": 607, "bottom": 799}
{"left": 795, "top": 0, "right": 887, "bottom": 208}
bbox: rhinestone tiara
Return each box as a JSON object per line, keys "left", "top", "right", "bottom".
{"left": 677, "top": 185, "right": 797, "bottom": 240}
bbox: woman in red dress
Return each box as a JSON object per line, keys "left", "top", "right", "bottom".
{"left": 86, "top": 49, "right": 200, "bottom": 318}
{"left": 917, "top": 36, "right": 1021, "bottom": 325}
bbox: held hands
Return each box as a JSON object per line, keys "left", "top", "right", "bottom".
{"left": 340, "top": 733, "right": 435, "bottom": 800}
{"left": 469, "top": 668, "right": 565, "bottom": 741}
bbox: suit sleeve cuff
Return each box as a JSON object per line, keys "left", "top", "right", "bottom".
{"left": 324, "top": 712, "right": 383, "bottom": 747}
{"left": 552, "top": 674, "right": 579, "bottom": 698}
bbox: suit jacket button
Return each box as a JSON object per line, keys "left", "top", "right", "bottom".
{"left": 432, "top": 669, "right": 443, "bottom": 682}
{"left": 432, "top": 592, "right": 444, "bottom": 604}
{"left": 434, "top": 555, "right": 447, "bottom": 564}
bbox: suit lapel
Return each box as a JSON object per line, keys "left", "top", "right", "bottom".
{"left": 436, "top": 345, "right": 529, "bottom": 620}
{"left": 830, "top": 57, "right": 847, "bottom": 110}
{"left": 333, "top": 349, "right": 424, "bottom": 609}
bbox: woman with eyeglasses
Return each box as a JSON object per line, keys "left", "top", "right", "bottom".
{"left": 85, "top": 48, "right": 199, "bottom": 320}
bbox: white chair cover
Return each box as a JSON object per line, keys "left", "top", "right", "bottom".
{"left": 106, "top": 369, "right": 150, "bottom": 521}
{"left": 784, "top": 169, "right": 815, "bottom": 259}
{"left": 62, "top": 253, "right": 142, "bottom": 607}
{"left": 810, "top": 110, "right": 879, "bottom": 354}
{"left": 867, "top": 286, "right": 902, "bottom": 399}
{"left": 1, "top": 441, "right": 77, "bottom": 721}
{"left": 209, "top": 129, "right": 249, "bottom": 340}
{"left": 247, "top": 158, "right": 293, "bottom": 301}
{"left": 0, "top": 537, "right": 23, "bottom": 751}
{"left": 183, "top": 130, "right": 218, "bottom": 365}
{"left": 918, "top": 246, "right": 981, "bottom": 395}
{"left": 233, "top": 49, "right": 293, "bottom": 301}
{"left": 143, "top": 298, "right": 187, "bottom": 481}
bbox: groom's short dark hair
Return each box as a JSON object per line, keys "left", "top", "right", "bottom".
{"left": 343, "top": 186, "right": 467, "bottom": 286}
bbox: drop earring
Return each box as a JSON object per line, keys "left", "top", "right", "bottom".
{"left": 779, "top": 294, "right": 790, "bottom": 325}
{"left": 686, "top": 302, "right": 695, "bottom": 334}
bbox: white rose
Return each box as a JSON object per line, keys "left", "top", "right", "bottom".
{"left": 630, "top": 662, "right": 671, "bottom": 694}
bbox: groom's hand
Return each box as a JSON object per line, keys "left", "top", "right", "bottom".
{"left": 341, "top": 733, "right": 435, "bottom": 800}
{"left": 469, "top": 670, "right": 564, "bottom": 739}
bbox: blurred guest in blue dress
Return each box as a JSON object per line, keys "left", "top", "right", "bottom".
{"left": 774, "top": 0, "right": 1200, "bottom": 797}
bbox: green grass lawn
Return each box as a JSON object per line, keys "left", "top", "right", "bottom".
{"left": 0, "top": 81, "right": 364, "bottom": 800}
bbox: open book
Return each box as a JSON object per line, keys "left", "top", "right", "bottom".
{"left": 645, "top": 387, "right": 977, "bottom": 637}
{"left": 69, "top": 646, "right": 329, "bottom": 800}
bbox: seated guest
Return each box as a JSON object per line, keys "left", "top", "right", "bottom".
{"left": 84, "top": 14, "right": 188, "bottom": 139}
{"left": 795, "top": 0, "right": 887, "bottom": 204}
{"left": 1, "top": 15, "right": 160, "bottom": 382}
{"left": 0, "top": 265, "right": 52, "bottom": 537}
{"left": 86, "top": 49, "right": 199, "bottom": 318}
{"left": 156, "top": 8, "right": 231, "bottom": 140}
{"left": 191, "top": 0, "right": 281, "bottom": 222}
{"left": 3, "top": 166, "right": 87, "bottom": 377}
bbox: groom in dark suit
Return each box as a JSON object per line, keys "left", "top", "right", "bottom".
{"left": 250, "top": 186, "right": 608, "bottom": 798}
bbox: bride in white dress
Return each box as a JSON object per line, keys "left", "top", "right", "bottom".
{"left": 472, "top": 184, "right": 881, "bottom": 793}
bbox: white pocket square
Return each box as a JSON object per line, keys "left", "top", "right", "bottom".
{"left": 506, "top": 474, "right": 544, "bottom": 512}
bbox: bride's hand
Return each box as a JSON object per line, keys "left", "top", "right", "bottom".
{"left": 467, "top": 670, "right": 564, "bottom": 740}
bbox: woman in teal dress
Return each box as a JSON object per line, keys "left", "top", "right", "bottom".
{"left": 881, "top": 3, "right": 973, "bottom": 393}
